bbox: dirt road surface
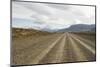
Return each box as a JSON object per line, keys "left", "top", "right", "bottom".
{"left": 12, "top": 31, "right": 96, "bottom": 65}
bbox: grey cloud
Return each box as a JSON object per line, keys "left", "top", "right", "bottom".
{"left": 16, "top": 2, "right": 53, "bottom": 16}
{"left": 46, "top": 3, "right": 71, "bottom": 10}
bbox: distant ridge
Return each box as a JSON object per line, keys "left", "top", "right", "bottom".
{"left": 13, "top": 24, "right": 95, "bottom": 32}
{"left": 57, "top": 24, "right": 95, "bottom": 32}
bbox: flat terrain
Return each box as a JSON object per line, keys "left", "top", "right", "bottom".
{"left": 12, "top": 28, "right": 96, "bottom": 65}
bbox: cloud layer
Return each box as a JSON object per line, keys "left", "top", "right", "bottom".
{"left": 12, "top": 1, "right": 95, "bottom": 30}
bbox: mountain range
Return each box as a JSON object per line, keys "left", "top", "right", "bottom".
{"left": 40, "top": 24, "right": 95, "bottom": 32}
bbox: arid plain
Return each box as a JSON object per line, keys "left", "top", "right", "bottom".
{"left": 12, "top": 28, "right": 96, "bottom": 65}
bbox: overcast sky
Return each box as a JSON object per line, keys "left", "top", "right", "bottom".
{"left": 12, "top": 1, "right": 95, "bottom": 30}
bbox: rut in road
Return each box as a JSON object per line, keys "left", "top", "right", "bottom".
{"left": 70, "top": 33, "right": 95, "bottom": 49}
{"left": 31, "top": 34, "right": 65, "bottom": 64}
{"left": 67, "top": 33, "right": 88, "bottom": 61}
{"left": 69, "top": 34, "right": 95, "bottom": 55}
{"left": 38, "top": 33, "right": 67, "bottom": 64}
{"left": 68, "top": 33, "right": 95, "bottom": 61}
